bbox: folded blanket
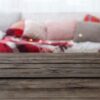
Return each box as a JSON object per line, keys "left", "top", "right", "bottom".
{"left": 0, "top": 36, "right": 72, "bottom": 53}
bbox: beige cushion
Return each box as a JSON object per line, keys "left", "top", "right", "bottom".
{"left": 45, "top": 20, "right": 76, "bottom": 40}
{"left": 24, "top": 20, "right": 46, "bottom": 40}
{"left": 74, "top": 22, "right": 100, "bottom": 42}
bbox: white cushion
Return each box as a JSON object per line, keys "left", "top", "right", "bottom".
{"left": 24, "top": 20, "right": 46, "bottom": 39}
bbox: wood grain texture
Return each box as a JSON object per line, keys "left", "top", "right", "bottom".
{"left": 0, "top": 64, "right": 100, "bottom": 77}
{"left": 0, "top": 79, "right": 100, "bottom": 89}
{"left": 0, "top": 53, "right": 100, "bottom": 64}
{"left": 0, "top": 53, "right": 100, "bottom": 100}
{"left": 0, "top": 79, "right": 99, "bottom": 99}
{"left": 0, "top": 53, "right": 100, "bottom": 78}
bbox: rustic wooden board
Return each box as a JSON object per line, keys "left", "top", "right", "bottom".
{"left": 0, "top": 53, "right": 100, "bottom": 64}
{"left": 0, "top": 63, "right": 100, "bottom": 77}
{"left": 0, "top": 53, "right": 100, "bottom": 58}
{"left": 0, "top": 79, "right": 99, "bottom": 99}
{"left": 0, "top": 79, "right": 100, "bottom": 89}
{"left": 0, "top": 53, "right": 100, "bottom": 78}
{"left": 0, "top": 53, "right": 100, "bottom": 100}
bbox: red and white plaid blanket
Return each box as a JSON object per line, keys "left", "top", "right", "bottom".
{"left": 0, "top": 35, "right": 73, "bottom": 53}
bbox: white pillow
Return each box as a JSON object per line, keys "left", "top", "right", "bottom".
{"left": 24, "top": 20, "right": 46, "bottom": 40}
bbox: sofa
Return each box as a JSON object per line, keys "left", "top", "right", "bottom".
{"left": 0, "top": 12, "right": 100, "bottom": 53}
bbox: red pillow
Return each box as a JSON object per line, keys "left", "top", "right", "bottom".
{"left": 6, "top": 28, "right": 23, "bottom": 37}
{"left": 84, "top": 14, "right": 100, "bottom": 23}
{"left": 6, "top": 20, "right": 24, "bottom": 38}
{"left": 6, "top": 20, "right": 47, "bottom": 40}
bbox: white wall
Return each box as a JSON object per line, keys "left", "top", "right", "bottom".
{"left": 19, "top": 0, "right": 100, "bottom": 13}
{"left": 0, "top": 0, "right": 100, "bottom": 12}
{"left": 0, "top": 0, "right": 20, "bottom": 12}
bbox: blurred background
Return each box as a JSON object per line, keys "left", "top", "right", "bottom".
{"left": 0, "top": 0, "right": 100, "bottom": 13}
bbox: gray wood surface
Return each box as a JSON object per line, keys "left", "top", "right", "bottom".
{"left": 0, "top": 79, "right": 99, "bottom": 99}
{"left": 0, "top": 53, "right": 100, "bottom": 100}
{"left": 0, "top": 53, "right": 100, "bottom": 64}
{"left": 0, "top": 53, "right": 100, "bottom": 78}
{"left": 0, "top": 63, "right": 100, "bottom": 77}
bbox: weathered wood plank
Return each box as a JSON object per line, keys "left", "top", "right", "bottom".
{"left": 0, "top": 98, "right": 100, "bottom": 100}
{"left": 0, "top": 64, "right": 100, "bottom": 77}
{"left": 0, "top": 89, "right": 100, "bottom": 99}
{"left": 0, "top": 79, "right": 100, "bottom": 89}
{"left": 0, "top": 58, "right": 100, "bottom": 64}
{"left": 0, "top": 88, "right": 99, "bottom": 99}
{"left": 0, "top": 55, "right": 100, "bottom": 64}
{"left": 0, "top": 53, "right": 100, "bottom": 64}
{"left": 0, "top": 53, "right": 100, "bottom": 58}
{"left": 0, "top": 79, "right": 99, "bottom": 99}
{"left": 0, "top": 53, "right": 99, "bottom": 100}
